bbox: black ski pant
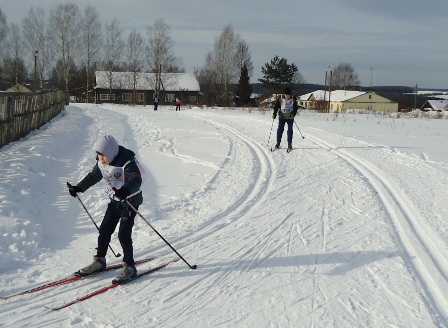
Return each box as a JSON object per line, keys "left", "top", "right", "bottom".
{"left": 97, "top": 201, "right": 138, "bottom": 266}
{"left": 276, "top": 117, "right": 294, "bottom": 143}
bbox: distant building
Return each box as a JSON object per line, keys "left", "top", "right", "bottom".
{"left": 420, "top": 99, "right": 448, "bottom": 112}
{"left": 4, "top": 83, "right": 33, "bottom": 93}
{"left": 299, "top": 90, "right": 399, "bottom": 112}
{"left": 258, "top": 93, "right": 287, "bottom": 108}
{"left": 94, "top": 71, "right": 201, "bottom": 106}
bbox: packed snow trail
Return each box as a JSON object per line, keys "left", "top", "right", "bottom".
{"left": 0, "top": 104, "right": 446, "bottom": 327}
{"left": 307, "top": 132, "right": 448, "bottom": 321}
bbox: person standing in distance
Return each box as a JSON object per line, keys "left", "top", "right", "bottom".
{"left": 272, "top": 87, "right": 298, "bottom": 151}
{"left": 153, "top": 95, "right": 159, "bottom": 111}
{"left": 175, "top": 96, "right": 181, "bottom": 111}
{"left": 67, "top": 134, "right": 143, "bottom": 283}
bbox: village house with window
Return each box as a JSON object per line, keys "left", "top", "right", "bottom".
{"left": 420, "top": 99, "right": 448, "bottom": 112}
{"left": 93, "top": 71, "right": 201, "bottom": 106}
{"left": 299, "top": 90, "right": 398, "bottom": 112}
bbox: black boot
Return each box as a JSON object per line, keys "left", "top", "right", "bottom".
{"left": 275, "top": 141, "right": 280, "bottom": 149}
{"left": 288, "top": 142, "right": 292, "bottom": 150}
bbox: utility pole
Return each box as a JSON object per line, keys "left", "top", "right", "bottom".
{"left": 414, "top": 84, "right": 418, "bottom": 110}
{"left": 158, "top": 63, "right": 162, "bottom": 97}
{"left": 93, "top": 62, "right": 97, "bottom": 103}
{"left": 323, "top": 71, "right": 327, "bottom": 111}
{"left": 86, "top": 60, "right": 89, "bottom": 103}
{"left": 34, "top": 50, "right": 39, "bottom": 90}
{"left": 370, "top": 67, "right": 376, "bottom": 89}
{"left": 328, "top": 70, "right": 332, "bottom": 112}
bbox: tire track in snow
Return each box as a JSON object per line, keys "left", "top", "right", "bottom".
{"left": 306, "top": 133, "right": 448, "bottom": 324}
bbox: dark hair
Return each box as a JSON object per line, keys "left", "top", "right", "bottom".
{"left": 284, "top": 87, "right": 292, "bottom": 95}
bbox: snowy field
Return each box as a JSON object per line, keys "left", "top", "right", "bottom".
{"left": 0, "top": 104, "right": 447, "bottom": 327}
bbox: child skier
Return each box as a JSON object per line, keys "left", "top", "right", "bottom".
{"left": 67, "top": 134, "right": 143, "bottom": 283}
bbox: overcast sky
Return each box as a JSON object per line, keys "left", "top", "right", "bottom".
{"left": 2, "top": 0, "right": 448, "bottom": 89}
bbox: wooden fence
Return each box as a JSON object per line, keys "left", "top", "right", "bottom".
{"left": 0, "top": 91, "right": 67, "bottom": 148}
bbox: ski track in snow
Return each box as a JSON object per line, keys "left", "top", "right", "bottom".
{"left": 0, "top": 105, "right": 447, "bottom": 327}
{"left": 306, "top": 132, "right": 448, "bottom": 324}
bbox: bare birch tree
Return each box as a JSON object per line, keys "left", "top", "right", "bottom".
{"left": 145, "top": 18, "right": 183, "bottom": 95}
{"left": 0, "top": 9, "right": 7, "bottom": 56}
{"left": 331, "top": 63, "right": 360, "bottom": 90}
{"left": 197, "top": 53, "right": 215, "bottom": 106}
{"left": 236, "top": 40, "right": 253, "bottom": 77}
{"left": 235, "top": 40, "right": 253, "bottom": 104}
{"left": 206, "top": 24, "right": 241, "bottom": 106}
{"left": 126, "top": 28, "right": 144, "bottom": 104}
{"left": 3, "top": 23, "right": 28, "bottom": 86}
{"left": 103, "top": 19, "right": 124, "bottom": 97}
{"left": 48, "top": 3, "right": 80, "bottom": 94}
{"left": 0, "top": 10, "right": 7, "bottom": 81}
{"left": 80, "top": 5, "right": 102, "bottom": 102}
{"left": 22, "top": 7, "right": 48, "bottom": 89}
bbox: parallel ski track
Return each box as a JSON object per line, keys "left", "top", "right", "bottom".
{"left": 306, "top": 133, "right": 448, "bottom": 324}
{"left": 190, "top": 114, "right": 276, "bottom": 231}
{"left": 106, "top": 109, "right": 277, "bottom": 261}
{"left": 158, "top": 113, "right": 280, "bottom": 321}
{"left": 79, "top": 107, "right": 447, "bottom": 325}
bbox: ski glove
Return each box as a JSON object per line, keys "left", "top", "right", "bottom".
{"left": 117, "top": 203, "right": 131, "bottom": 220}
{"left": 67, "top": 182, "right": 82, "bottom": 198}
{"left": 113, "top": 187, "right": 130, "bottom": 201}
{"left": 272, "top": 113, "right": 277, "bottom": 119}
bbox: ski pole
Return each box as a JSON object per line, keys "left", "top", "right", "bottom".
{"left": 293, "top": 120, "right": 305, "bottom": 139}
{"left": 267, "top": 117, "right": 275, "bottom": 147}
{"left": 125, "top": 200, "right": 197, "bottom": 270}
{"left": 75, "top": 195, "right": 121, "bottom": 258}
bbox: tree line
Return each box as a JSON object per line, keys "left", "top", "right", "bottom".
{"left": 0, "top": 5, "right": 183, "bottom": 102}
{"left": 0, "top": 4, "right": 361, "bottom": 106}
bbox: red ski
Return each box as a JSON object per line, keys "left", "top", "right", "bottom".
{"left": 45, "top": 258, "right": 180, "bottom": 311}
{"left": 0, "top": 257, "right": 155, "bottom": 300}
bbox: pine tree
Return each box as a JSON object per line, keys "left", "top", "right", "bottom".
{"left": 236, "top": 63, "right": 252, "bottom": 106}
{"left": 258, "top": 55, "right": 298, "bottom": 91}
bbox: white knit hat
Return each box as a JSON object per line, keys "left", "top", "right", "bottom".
{"left": 93, "top": 135, "right": 119, "bottom": 161}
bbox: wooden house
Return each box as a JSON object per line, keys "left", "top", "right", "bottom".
{"left": 4, "top": 83, "right": 33, "bottom": 93}
{"left": 420, "top": 99, "right": 448, "bottom": 112}
{"left": 93, "top": 71, "right": 201, "bottom": 106}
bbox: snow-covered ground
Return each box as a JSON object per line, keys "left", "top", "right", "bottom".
{"left": 0, "top": 104, "right": 447, "bottom": 327}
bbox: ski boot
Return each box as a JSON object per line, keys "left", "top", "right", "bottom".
{"left": 75, "top": 256, "right": 106, "bottom": 276}
{"left": 112, "top": 262, "right": 137, "bottom": 284}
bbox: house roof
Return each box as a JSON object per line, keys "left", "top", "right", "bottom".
{"left": 299, "top": 90, "right": 367, "bottom": 102}
{"left": 94, "top": 71, "right": 200, "bottom": 92}
{"left": 4, "top": 83, "right": 33, "bottom": 93}
{"left": 421, "top": 99, "right": 448, "bottom": 111}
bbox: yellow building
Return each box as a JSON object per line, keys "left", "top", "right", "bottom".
{"left": 299, "top": 90, "right": 398, "bottom": 113}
